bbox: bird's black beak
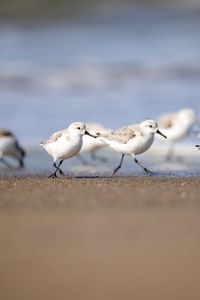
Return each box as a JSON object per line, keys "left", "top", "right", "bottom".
{"left": 85, "top": 131, "right": 97, "bottom": 138}
{"left": 157, "top": 129, "right": 167, "bottom": 139}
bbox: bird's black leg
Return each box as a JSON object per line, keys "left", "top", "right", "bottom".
{"left": 48, "top": 163, "right": 58, "bottom": 178}
{"left": 134, "top": 158, "right": 151, "bottom": 174}
{"left": 53, "top": 162, "right": 65, "bottom": 176}
{"left": 56, "top": 160, "right": 64, "bottom": 176}
{"left": 48, "top": 160, "right": 64, "bottom": 178}
{"left": 112, "top": 154, "right": 125, "bottom": 175}
{"left": 58, "top": 161, "right": 65, "bottom": 176}
{"left": 18, "top": 158, "right": 25, "bottom": 168}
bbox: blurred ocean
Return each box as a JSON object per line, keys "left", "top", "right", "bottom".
{"left": 0, "top": 7, "right": 200, "bottom": 175}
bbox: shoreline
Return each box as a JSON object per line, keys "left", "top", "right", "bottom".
{"left": 1, "top": 176, "right": 200, "bottom": 210}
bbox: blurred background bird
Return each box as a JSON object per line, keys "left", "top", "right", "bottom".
{"left": 157, "top": 108, "right": 198, "bottom": 160}
{"left": 0, "top": 129, "right": 26, "bottom": 168}
{"left": 77, "top": 122, "right": 112, "bottom": 164}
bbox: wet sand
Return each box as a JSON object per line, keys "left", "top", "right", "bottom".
{"left": 0, "top": 177, "right": 200, "bottom": 300}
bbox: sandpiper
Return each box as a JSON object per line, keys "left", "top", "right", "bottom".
{"left": 40, "top": 122, "right": 96, "bottom": 178}
{"left": 157, "top": 108, "right": 197, "bottom": 160}
{"left": 0, "top": 129, "right": 26, "bottom": 168}
{"left": 97, "top": 119, "right": 167, "bottom": 175}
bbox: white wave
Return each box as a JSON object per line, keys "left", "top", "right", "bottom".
{"left": 0, "top": 62, "right": 200, "bottom": 90}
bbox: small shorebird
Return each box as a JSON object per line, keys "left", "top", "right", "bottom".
{"left": 97, "top": 119, "right": 167, "bottom": 175}
{"left": 40, "top": 122, "right": 96, "bottom": 178}
{"left": 0, "top": 129, "right": 26, "bottom": 168}
{"left": 157, "top": 108, "right": 197, "bottom": 160}
{"left": 78, "top": 122, "right": 112, "bottom": 164}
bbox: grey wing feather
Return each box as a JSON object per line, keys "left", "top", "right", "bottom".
{"left": 41, "top": 130, "right": 63, "bottom": 145}
{"left": 100, "top": 125, "right": 139, "bottom": 144}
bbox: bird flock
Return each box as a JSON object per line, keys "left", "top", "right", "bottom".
{"left": 0, "top": 108, "right": 199, "bottom": 178}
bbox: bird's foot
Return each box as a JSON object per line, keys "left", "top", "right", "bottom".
{"left": 144, "top": 168, "right": 153, "bottom": 175}
{"left": 59, "top": 169, "right": 65, "bottom": 176}
{"left": 112, "top": 168, "right": 120, "bottom": 176}
{"left": 48, "top": 173, "right": 57, "bottom": 178}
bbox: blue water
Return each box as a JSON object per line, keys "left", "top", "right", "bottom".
{"left": 0, "top": 7, "right": 200, "bottom": 175}
{"left": 0, "top": 8, "right": 200, "bottom": 143}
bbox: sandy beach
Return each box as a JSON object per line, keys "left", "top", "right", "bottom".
{"left": 0, "top": 176, "right": 200, "bottom": 300}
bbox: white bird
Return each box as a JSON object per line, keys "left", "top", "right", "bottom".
{"left": 0, "top": 129, "right": 26, "bottom": 168}
{"left": 157, "top": 108, "right": 197, "bottom": 160}
{"left": 78, "top": 122, "right": 112, "bottom": 164}
{"left": 97, "top": 119, "right": 167, "bottom": 175}
{"left": 40, "top": 122, "right": 96, "bottom": 178}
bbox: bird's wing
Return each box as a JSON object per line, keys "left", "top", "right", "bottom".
{"left": 103, "top": 125, "right": 139, "bottom": 144}
{"left": 158, "top": 113, "right": 176, "bottom": 129}
{"left": 41, "top": 130, "right": 64, "bottom": 145}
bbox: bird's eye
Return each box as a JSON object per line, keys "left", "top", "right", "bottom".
{"left": 77, "top": 127, "right": 81, "bottom": 130}
{"left": 149, "top": 125, "right": 153, "bottom": 128}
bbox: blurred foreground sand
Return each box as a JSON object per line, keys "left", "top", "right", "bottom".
{"left": 0, "top": 177, "right": 200, "bottom": 300}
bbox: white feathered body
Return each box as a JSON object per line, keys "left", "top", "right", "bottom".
{"left": 101, "top": 134, "right": 154, "bottom": 155}
{"left": 41, "top": 132, "right": 83, "bottom": 162}
{"left": 157, "top": 108, "right": 197, "bottom": 142}
{"left": 99, "top": 124, "right": 155, "bottom": 156}
{"left": 159, "top": 121, "right": 193, "bottom": 142}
